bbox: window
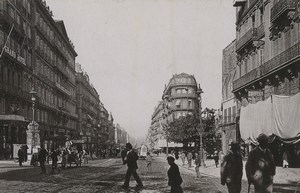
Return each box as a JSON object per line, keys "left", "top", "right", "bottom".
{"left": 224, "top": 109, "right": 227, "bottom": 124}
{"left": 259, "top": 7, "right": 264, "bottom": 25}
{"left": 0, "top": 30, "right": 4, "bottom": 46}
{"left": 228, "top": 107, "right": 232, "bottom": 123}
{"left": 188, "top": 100, "right": 192, "bottom": 109}
{"left": 175, "top": 99, "right": 181, "bottom": 108}
{"left": 182, "top": 89, "right": 187, "bottom": 94}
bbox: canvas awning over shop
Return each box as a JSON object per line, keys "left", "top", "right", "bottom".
{"left": 240, "top": 92, "right": 300, "bottom": 144}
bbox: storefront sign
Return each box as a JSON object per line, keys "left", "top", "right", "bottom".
{"left": 248, "top": 90, "right": 263, "bottom": 104}
{"left": 4, "top": 46, "right": 26, "bottom": 66}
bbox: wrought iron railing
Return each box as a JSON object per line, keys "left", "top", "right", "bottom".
{"left": 236, "top": 27, "right": 258, "bottom": 52}
{"left": 271, "top": 0, "right": 297, "bottom": 22}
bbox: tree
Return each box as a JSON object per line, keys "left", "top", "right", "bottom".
{"left": 163, "top": 109, "right": 217, "bottom": 151}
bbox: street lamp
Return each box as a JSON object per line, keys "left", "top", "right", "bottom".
{"left": 29, "top": 88, "right": 39, "bottom": 147}
{"left": 196, "top": 84, "right": 206, "bottom": 167}
{"left": 162, "top": 94, "right": 170, "bottom": 155}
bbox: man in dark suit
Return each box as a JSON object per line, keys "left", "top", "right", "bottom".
{"left": 221, "top": 141, "right": 243, "bottom": 193}
{"left": 18, "top": 146, "right": 24, "bottom": 167}
{"left": 38, "top": 145, "right": 48, "bottom": 174}
{"left": 167, "top": 156, "right": 183, "bottom": 193}
{"left": 246, "top": 133, "right": 276, "bottom": 193}
{"left": 122, "top": 143, "right": 143, "bottom": 189}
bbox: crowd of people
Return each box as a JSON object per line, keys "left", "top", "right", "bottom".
{"left": 15, "top": 134, "right": 283, "bottom": 193}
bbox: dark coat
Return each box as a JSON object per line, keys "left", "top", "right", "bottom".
{"left": 51, "top": 150, "right": 59, "bottom": 162}
{"left": 38, "top": 149, "right": 48, "bottom": 162}
{"left": 18, "top": 149, "right": 24, "bottom": 159}
{"left": 126, "top": 150, "right": 139, "bottom": 169}
{"left": 246, "top": 147, "right": 276, "bottom": 188}
{"left": 220, "top": 151, "right": 243, "bottom": 185}
{"left": 168, "top": 163, "right": 183, "bottom": 187}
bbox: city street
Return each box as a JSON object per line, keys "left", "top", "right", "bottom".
{"left": 0, "top": 156, "right": 228, "bottom": 193}
{"left": 0, "top": 155, "right": 299, "bottom": 193}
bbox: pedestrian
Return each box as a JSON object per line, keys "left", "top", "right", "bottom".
{"left": 82, "top": 149, "right": 88, "bottom": 164}
{"left": 187, "top": 152, "right": 193, "bottom": 168}
{"left": 38, "top": 145, "right": 48, "bottom": 174}
{"left": 167, "top": 156, "right": 183, "bottom": 193}
{"left": 18, "top": 146, "right": 24, "bottom": 167}
{"left": 50, "top": 148, "right": 61, "bottom": 174}
{"left": 221, "top": 141, "right": 243, "bottom": 193}
{"left": 180, "top": 151, "right": 186, "bottom": 166}
{"left": 121, "top": 143, "right": 144, "bottom": 189}
{"left": 214, "top": 150, "right": 219, "bottom": 167}
{"left": 282, "top": 151, "right": 289, "bottom": 168}
{"left": 146, "top": 152, "right": 152, "bottom": 172}
{"left": 246, "top": 133, "right": 276, "bottom": 193}
{"left": 121, "top": 147, "right": 127, "bottom": 165}
{"left": 194, "top": 153, "right": 201, "bottom": 178}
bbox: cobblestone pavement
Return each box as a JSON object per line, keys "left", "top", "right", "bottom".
{"left": 0, "top": 156, "right": 299, "bottom": 193}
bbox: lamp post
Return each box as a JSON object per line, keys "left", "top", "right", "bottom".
{"left": 163, "top": 94, "right": 170, "bottom": 156}
{"left": 29, "top": 88, "right": 40, "bottom": 147}
{"left": 196, "top": 84, "right": 206, "bottom": 167}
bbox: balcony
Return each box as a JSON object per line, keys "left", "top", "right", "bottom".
{"left": 233, "top": 41, "right": 300, "bottom": 91}
{"left": 55, "top": 82, "right": 71, "bottom": 96}
{"left": 233, "top": 67, "right": 260, "bottom": 91}
{"left": 0, "top": 82, "right": 31, "bottom": 101}
{"left": 233, "top": 0, "right": 246, "bottom": 7}
{"left": 0, "top": 11, "right": 25, "bottom": 39}
{"left": 261, "top": 41, "right": 300, "bottom": 75}
{"left": 236, "top": 27, "right": 260, "bottom": 53}
{"left": 170, "top": 93, "right": 198, "bottom": 99}
{"left": 37, "top": 73, "right": 55, "bottom": 87}
{"left": 271, "top": 0, "right": 297, "bottom": 23}
{"left": 236, "top": 0, "right": 260, "bottom": 24}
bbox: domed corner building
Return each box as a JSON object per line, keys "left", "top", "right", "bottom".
{"left": 162, "top": 73, "right": 200, "bottom": 122}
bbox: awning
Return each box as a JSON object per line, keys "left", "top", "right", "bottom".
{"left": 240, "top": 93, "right": 300, "bottom": 144}
{"left": 0, "top": 115, "right": 27, "bottom": 122}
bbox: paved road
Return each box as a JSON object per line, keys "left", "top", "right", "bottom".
{"left": 0, "top": 156, "right": 299, "bottom": 193}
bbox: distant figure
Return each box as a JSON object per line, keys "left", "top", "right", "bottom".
{"left": 167, "top": 156, "right": 183, "bottom": 193}
{"left": 180, "top": 152, "right": 186, "bottom": 166}
{"left": 122, "top": 143, "right": 144, "bottom": 189}
{"left": 121, "top": 148, "right": 127, "bottom": 165}
{"left": 82, "top": 149, "right": 88, "bottom": 164}
{"left": 50, "top": 148, "right": 61, "bottom": 174}
{"left": 38, "top": 145, "right": 49, "bottom": 174}
{"left": 219, "top": 151, "right": 225, "bottom": 164}
{"left": 246, "top": 134, "right": 276, "bottom": 193}
{"left": 18, "top": 147, "right": 24, "bottom": 167}
{"left": 146, "top": 152, "right": 152, "bottom": 172}
{"left": 194, "top": 153, "right": 201, "bottom": 178}
{"left": 221, "top": 141, "right": 243, "bottom": 193}
{"left": 282, "top": 151, "right": 289, "bottom": 168}
{"left": 213, "top": 151, "right": 219, "bottom": 168}
{"left": 187, "top": 152, "right": 193, "bottom": 168}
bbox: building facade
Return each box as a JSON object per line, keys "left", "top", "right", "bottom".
{"left": 233, "top": 0, "right": 300, "bottom": 162}
{"left": 220, "top": 40, "right": 238, "bottom": 154}
{"left": 75, "top": 63, "right": 101, "bottom": 152}
{"left": 162, "top": 73, "right": 200, "bottom": 120}
{"left": 147, "top": 101, "right": 164, "bottom": 150}
{"left": 0, "top": 0, "right": 78, "bottom": 159}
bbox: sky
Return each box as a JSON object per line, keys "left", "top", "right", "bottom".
{"left": 46, "top": 0, "right": 236, "bottom": 139}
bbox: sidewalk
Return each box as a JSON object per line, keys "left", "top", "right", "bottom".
{"left": 176, "top": 158, "right": 300, "bottom": 185}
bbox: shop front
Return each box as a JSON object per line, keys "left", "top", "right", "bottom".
{"left": 240, "top": 93, "right": 300, "bottom": 167}
{"left": 0, "top": 115, "right": 29, "bottom": 160}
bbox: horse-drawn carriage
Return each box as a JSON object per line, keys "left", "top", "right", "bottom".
{"left": 61, "top": 149, "right": 82, "bottom": 168}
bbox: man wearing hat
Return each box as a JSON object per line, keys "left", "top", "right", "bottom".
{"left": 122, "top": 143, "right": 144, "bottom": 189}
{"left": 167, "top": 156, "right": 183, "bottom": 193}
{"left": 220, "top": 141, "right": 243, "bottom": 193}
{"left": 246, "top": 133, "right": 276, "bottom": 193}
